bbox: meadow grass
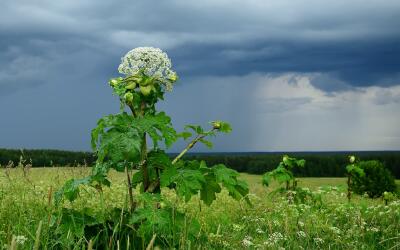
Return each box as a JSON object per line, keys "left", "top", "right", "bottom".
{"left": 0, "top": 167, "right": 399, "bottom": 249}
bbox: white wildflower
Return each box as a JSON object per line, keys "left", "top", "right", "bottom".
{"left": 330, "top": 226, "right": 341, "bottom": 235}
{"left": 14, "top": 235, "right": 27, "bottom": 245}
{"left": 232, "top": 224, "right": 243, "bottom": 231}
{"left": 266, "top": 232, "right": 286, "bottom": 245}
{"left": 297, "top": 231, "right": 307, "bottom": 238}
{"left": 313, "top": 237, "right": 324, "bottom": 244}
{"left": 242, "top": 236, "right": 254, "bottom": 247}
{"left": 273, "top": 220, "right": 281, "bottom": 226}
{"left": 118, "top": 47, "right": 177, "bottom": 91}
{"left": 256, "top": 228, "right": 265, "bottom": 234}
{"left": 368, "top": 227, "right": 379, "bottom": 232}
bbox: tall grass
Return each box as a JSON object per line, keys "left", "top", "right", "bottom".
{"left": 0, "top": 166, "right": 399, "bottom": 249}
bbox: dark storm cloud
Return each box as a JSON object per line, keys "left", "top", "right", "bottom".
{"left": 1, "top": 0, "right": 400, "bottom": 95}
{"left": 1, "top": 0, "right": 400, "bottom": 151}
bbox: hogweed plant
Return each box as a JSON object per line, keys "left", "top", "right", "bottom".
{"left": 345, "top": 155, "right": 364, "bottom": 202}
{"left": 261, "top": 155, "right": 318, "bottom": 204}
{"left": 55, "top": 47, "right": 249, "bottom": 248}
{"left": 262, "top": 155, "right": 305, "bottom": 191}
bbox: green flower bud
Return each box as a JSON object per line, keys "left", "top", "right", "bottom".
{"left": 283, "top": 155, "right": 289, "bottom": 162}
{"left": 168, "top": 72, "right": 178, "bottom": 82}
{"left": 140, "top": 85, "right": 153, "bottom": 96}
{"left": 160, "top": 201, "right": 166, "bottom": 209}
{"left": 124, "top": 92, "right": 133, "bottom": 103}
{"left": 349, "top": 155, "right": 356, "bottom": 163}
{"left": 139, "top": 77, "right": 154, "bottom": 87}
{"left": 126, "top": 81, "right": 137, "bottom": 90}
{"left": 212, "top": 121, "right": 221, "bottom": 129}
{"left": 109, "top": 79, "right": 119, "bottom": 87}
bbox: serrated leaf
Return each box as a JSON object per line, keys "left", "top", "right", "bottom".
{"left": 200, "top": 175, "right": 222, "bottom": 205}
{"left": 177, "top": 131, "right": 192, "bottom": 140}
{"left": 134, "top": 112, "right": 178, "bottom": 149}
{"left": 147, "top": 150, "right": 172, "bottom": 169}
{"left": 296, "top": 159, "right": 306, "bottom": 167}
{"left": 55, "top": 177, "right": 91, "bottom": 205}
{"left": 185, "top": 125, "right": 203, "bottom": 134}
{"left": 131, "top": 171, "right": 143, "bottom": 188}
{"left": 213, "top": 164, "right": 239, "bottom": 185}
{"left": 160, "top": 166, "right": 177, "bottom": 187}
{"left": 212, "top": 164, "right": 249, "bottom": 202}
{"left": 211, "top": 121, "right": 232, "bottom": 133}
{"left": 262, "top": 173, "right": 272, "bottom": 187}
{"left": 90, "top": 162, "right": 111, "bottom": 186}
{"left": 199, "top": 138, "right": 213, "bottom": 148}
{"left": 174, "top": 169, "right": 205, "bottom": 202}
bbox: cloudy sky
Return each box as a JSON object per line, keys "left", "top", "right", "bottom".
{"left": 1, "top": 0, "right": 400, "bottom": 152}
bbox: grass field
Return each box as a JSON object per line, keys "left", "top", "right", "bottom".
{"left": 1, "top": 167, "right": 399, "bottom": 249}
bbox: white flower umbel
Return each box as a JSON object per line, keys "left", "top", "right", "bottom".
{"left": 14, "top": 235, "right": 28, "bottom": 245}
{"left": 118, "top": 47, "right": 177, "bottom": 91}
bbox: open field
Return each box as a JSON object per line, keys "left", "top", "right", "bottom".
{"left": 1, "top": 167, "right": 399, "bottom": 249}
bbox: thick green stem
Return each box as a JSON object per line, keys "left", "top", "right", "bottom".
{"left": 347, "top": 175, "right": 351, "bottom": 202}
{"left": 141, "top": 134, "right": 149, "bottom": 191}
{"left": 125, "top": 166, "right": 135, "bottom": 212}
{"left": 139, "top": 101, "right": 150, "bottom": 191}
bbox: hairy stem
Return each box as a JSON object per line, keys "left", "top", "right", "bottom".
{"left": 172, "top": 128, "right": 216, "bottom": 165}
{"left": 141, "top": 134, "right": 149, "bottom": 191}
{"left": 139, "top": 101, "right": 150, "bottom": 191}
{"left": 347, "top": 175, "right": 351, "bottom": 202}
{"left": 128, "top": 104, "right": 137, "bottom": 117}
{"left": 125, "top": 166, "right": 135, "bottom": 212}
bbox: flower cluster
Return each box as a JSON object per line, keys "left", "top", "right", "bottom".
{"left": 118, "top": 47, "right": 177, "bottom": 91}
{"left": 14, "top": 235, "right": 27, "bottom": 245}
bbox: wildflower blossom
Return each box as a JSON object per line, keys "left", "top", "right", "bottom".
{"left": 256, "top": 228, "right": 265, "bottom": 234}
{"left": 330, "top": 226, "right": 341, "bottom": 235}
{"left": 15, "top": 235, "right": 27, "bottom": 245}
{"left": 297, "top": 231, "right": 307, "bottom": 238}
{"left": 232, "top": 224, "right": 243, "bottom": 231}
{"left": 268, "top": 232, "right": 286, "bottom": 244}
{"left": 242, "top": 236, "right": 254, "bottom": 247}
{"left": 313, "top": 237, "right": 324, "bottom": 244}
{"left": 118, "top": 47, "right": 177, "bottom": 91}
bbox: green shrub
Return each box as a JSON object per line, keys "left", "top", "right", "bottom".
{"left": 351, "top": 160, "right": 396, "bottom": 197}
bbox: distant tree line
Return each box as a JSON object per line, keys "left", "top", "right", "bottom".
{"left": 181, "top": 151, "right": 400, "bottom": 179}
{"left": 0, "top": 148, "right": 95, "bottom": 167}
{"left": 0, "top": 149, "right": 399, "bottom": 178}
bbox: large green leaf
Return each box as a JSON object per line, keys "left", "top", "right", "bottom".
{"left": 200, "top": 174, "right": 222, "bottom": 205}
{"left": 212, "top": 164, "right": 249, "bottom": 202}
{"left": 174, "top": 169, "right": 205, "bottom": 202}
{"left": 160, "top": 166, "right": 178, "bottom": 187}
{"left": 55, "top": 177, "right": 91, "bottom": 205}
{"left": 133, "top": 112, "right": 178, "bottom": 149}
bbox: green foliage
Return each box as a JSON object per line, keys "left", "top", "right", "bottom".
{"left": 262, "top": 155, "right": 310, "bottom": 204}
{"left": 2, "top": 169, "right": 400, "bottom": 250}
{"left": 160, "top": 160, "right": 249, "bottom": 205}
{"left": 262, "top": 165, "right": 292, "bottom": 187}
{"left": 350, "top": 160, "right": 397, "bottom": 198}
{"left": 383, "top": 191, "right": 396, "bottom": 205}
{"left": 91, "top": 112, "right": 178, "bottom": 166}
{"left": 130, "top": 193, "right": 201, "bottom": 245}
{"left": 54, "top": 48, "right": 248, "bottom": 248}
{"left": 262, "top": 155, "right": 305, "bottom": 189}
{"left": 54, "top": 177, "right": 91, "bottom": 204}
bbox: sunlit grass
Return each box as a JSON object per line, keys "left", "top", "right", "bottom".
{"left": 0, "top": 167, "right": 399, "bottom": 249}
